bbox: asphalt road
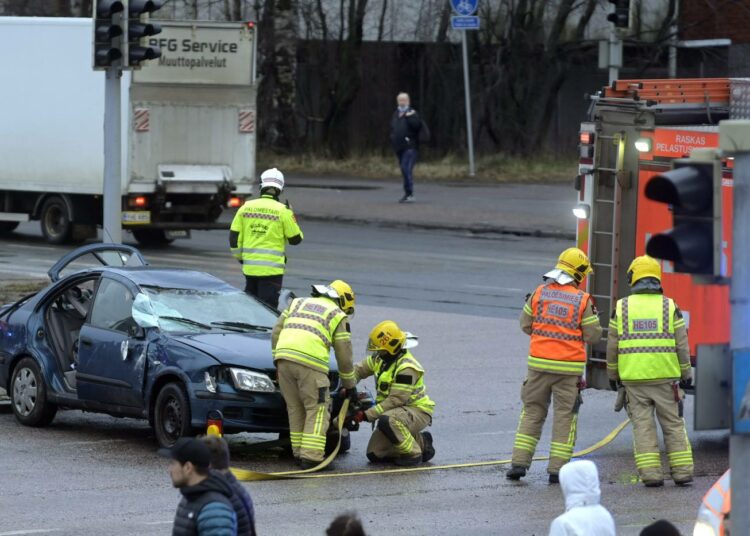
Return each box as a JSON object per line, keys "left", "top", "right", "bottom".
{"left": 0, "top": 221, "right": 729, "bottom": 536}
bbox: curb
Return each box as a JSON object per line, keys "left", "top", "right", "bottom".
{"left": 296, "top": 212, "right": 576, "bottom": 240}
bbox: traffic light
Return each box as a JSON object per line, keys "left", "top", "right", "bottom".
{"left": 645, "top": 153, "right": 723, "bottom": 277}
{"left": 93, "top": 0, "right": 125, "bottom": 69}
{"left": 607, "top": 0, "right": 631, "bottom": 30}
{"left": 126, "top": 0, "right": 162, "bottom": 68}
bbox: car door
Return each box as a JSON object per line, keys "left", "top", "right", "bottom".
{"left": 48, "top": 243, "right": 147, "bottom": 282}
{"left": 76, "top": 275, "right": 148, "bottom": 409}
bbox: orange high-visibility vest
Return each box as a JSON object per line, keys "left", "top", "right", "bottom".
{"left": 695, "top": 470, "right": 731, "bottom": 536}
{"left": 528, "top": 282, "right": 589, "bottom": 375}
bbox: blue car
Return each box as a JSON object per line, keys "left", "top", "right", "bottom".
{"left": 0, "top": 244, "right": 339, "bottom": 447}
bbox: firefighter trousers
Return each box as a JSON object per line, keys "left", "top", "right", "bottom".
{"left": 624, "top": 382, "right": 693, "bottom": 483}
{"left": 276, "top": 360, "right": 330, "bottom": 463}
{"left": 511, "top": 369, "right": 581, "bottom": 474}
{"left": 367, "top": 406, "right": 431, "bottom": 462}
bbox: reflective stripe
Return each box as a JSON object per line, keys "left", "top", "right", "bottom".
{"left": 242, "top": 259, "right": 286, "bottom": 269}
{"left": 530, "top": 329, "right": 583, "bottom": 342}
{"left": 239, "top": 247, "right": 285, "bottom": 256}
{"left": 619, "top": 346, "right": 678, "bottom": 355}
{"left": 243, "top": 212, "right": 280, "bottom": 221}
{"left": 527, "top": 355, "right": 585, "bottom": 373}
{"left": 274, "top": 348, "right": 329, "bottom": 372}
{"left": 339, "top": 370, "right": 356, "bottom": 380}
{"left": 581, "top": 315, "right": 600, "bottom": 326}
{"left": 283, "top": 323, "right": 332, "bottom": 344}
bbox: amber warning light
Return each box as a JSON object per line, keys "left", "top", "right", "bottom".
{"left": 580, "top": 131, "right": 593, "bottom": 145}
{"left": 228, "top": 196, "right": 243, "bottom": 208}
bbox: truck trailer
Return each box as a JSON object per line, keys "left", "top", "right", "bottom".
{"left": 575, "top": 77, "right": 744, "bottom": 430}
{"left": 0, "top": 17, "right": 257, "bottom": 245}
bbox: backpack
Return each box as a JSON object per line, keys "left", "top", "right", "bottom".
{"left": 419, "top": 119, "right": 431, "bottom": 144}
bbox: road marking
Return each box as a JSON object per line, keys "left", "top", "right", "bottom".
{"left": 57, "top": 438, "right": 129, "bottom": 446}
{"left": 142, "top": 521, "right": 172, "bottom": 526}
{"left": 0, "top": 530, "right": 61, "bottom": 535}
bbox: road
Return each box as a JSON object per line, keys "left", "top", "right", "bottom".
{"left": 0, "top": 221, "right": 728, "bottom": 536}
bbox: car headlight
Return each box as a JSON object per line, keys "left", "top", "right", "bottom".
{"left": 229, "top": 368, "right": 275, "bottom": 393}
{"left": 204, "top": 371, "right": 217, "bottom": 394}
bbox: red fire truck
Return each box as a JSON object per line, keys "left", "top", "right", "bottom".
{"left": 575, "top": 78, "right": 743, "bottom": 429}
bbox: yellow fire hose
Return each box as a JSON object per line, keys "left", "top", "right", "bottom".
{"left": 231, "top": 400, "right": 631, "bottom": 482}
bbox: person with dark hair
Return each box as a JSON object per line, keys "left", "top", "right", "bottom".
{"left": 160, "top": 438, "right": 237, "bottom": 536}
{"left": 326, "top": 513, "right": 366, "bottom": 536}
{"left": 640, "top": 519, "right": 681, "bottom": 536}
{"left": 202, "top": 436, "right": 256, "bottom": 536}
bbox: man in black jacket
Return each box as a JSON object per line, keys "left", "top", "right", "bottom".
{"left": 161, "top": 438, "right": 237, "bottom": 536}
{"left": 390, "top": 92, "right": 422, "bottom": 203}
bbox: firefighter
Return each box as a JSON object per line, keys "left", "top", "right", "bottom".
{"left": 271, "top": 280, "right": 357, "bottom": 469}
{"left": 507, "top": 247, "right": 602, "bottom": 484}
{"left": 229, "top": 168, "right": 303, "bottom": 309}
{"left": 351, "top": 320, "right": 435, "bottom": 466}
{"left": 607, "top": 255, "right": 693, "bottom": 487}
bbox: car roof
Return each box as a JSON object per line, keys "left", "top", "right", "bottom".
{"left": 100, "top": 266, "right": 238, "bottom": 292}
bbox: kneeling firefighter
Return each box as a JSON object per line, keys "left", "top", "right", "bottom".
{"left": 271, "top": 280, "right": 357, "bottom": 469}
{"left": 351, "top": 320, "right": 435, "bottom": 466}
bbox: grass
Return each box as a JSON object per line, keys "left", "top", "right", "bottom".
{"left": 258, "top": 151, "right": 577, "bottom": 183}
{"left": 0, "top": 279, "right": 48, "bottom": 304}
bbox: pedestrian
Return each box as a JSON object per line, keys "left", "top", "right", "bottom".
{"left": 160, "top": 437, "right": 238, "bottom": 536}
{"left": 548, "top": 460, "right": 616, "bottom": 536}
{"left": 640, "top": 520, "right": 681, "bottom": 536}
{"left": 271, "top": 280, "right": 357, "bottom": 469}
{"left": 507, "top": 248, "right": 602, "bottom": 484}
{"left": 202, "top": 435, "right": 256, "bottom": 536}
{"left": 229, "top": 167, "right": 303, "bottom": 309}
{"left": 389, "top": 92, "right": 422, "bottom": 203}
{"left": 607, "top": 255, "right": 694, "bottom": 487}
{"left": 350, "top": 320, "right": 435, "bottom": 466}
{"left": 326, "top": 513, "right": 366, "bottom": 536}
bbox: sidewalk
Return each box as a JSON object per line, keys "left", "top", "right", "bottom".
{"left": 284, "top": 176, "right": 576, "bottom": 239}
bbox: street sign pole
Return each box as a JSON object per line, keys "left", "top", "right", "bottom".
{"left": 721, "top": 119, "right": 750, "bottom": 534}
{"left": 460, "top": 30, "right": 476, "bottom": 177}
{"left": 102, "top": 66, "right": 122, "bottom": 244}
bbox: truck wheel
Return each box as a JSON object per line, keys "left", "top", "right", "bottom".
{"left": 10, "top": 357, "right": 57, "bottom": 427}
{"left": 132, "top": 229, "right": 174, "bottom": 247}
{"left": 154, "top": 382, "right": 191, "bottom": 448}
{"left": 0, "top": 222, "right": 19, "bottom": 234}
{"left": 40, "top": 197, "right": 72, "bottom": 244}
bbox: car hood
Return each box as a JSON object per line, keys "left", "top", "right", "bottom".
{"left": 171, "top": 332, "right": 275, "bottom": 369}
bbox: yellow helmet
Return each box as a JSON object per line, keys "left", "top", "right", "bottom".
{"left": 627, "top": 255, "right": 661, "bottom": 285}
{"left": 329, "top": 279, "right": 355, "bottom": 315}
{"left": 367, "top": 320, "right": 407, "bottom": 356}
{"left": 555, "top": 247, "right": 593, "bottom": 283}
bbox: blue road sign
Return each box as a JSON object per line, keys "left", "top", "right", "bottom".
{"left": 734, "top": 349, "right": 750, "bottom": 433}
{"left": 451, "top": 16, "right": 480, "bottom": 30}
{"left": 451, "top": 0, "right": 478, "bottom": 16}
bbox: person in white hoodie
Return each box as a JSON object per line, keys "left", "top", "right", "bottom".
{"left": 549, "top": 460, "right": 616, "bottom": 536}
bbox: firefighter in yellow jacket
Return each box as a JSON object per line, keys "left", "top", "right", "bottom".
{"left": 607, "top": 255, "right": 693, "bottom": 487}
{"left": 351, "top": 321, "right": 435, "bottom": 466}
{"left": 507, "top": 248, "right": 602, "bottom": 484}
{"left": 271, "top": 280, "right": 357, "bottom": 469}
{"left": 229, "top": 168, "right": 303, "bottom": 309}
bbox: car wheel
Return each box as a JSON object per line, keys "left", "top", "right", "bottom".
{"left": 154, "top": 382, "right": 191, "bottom": 448}
{"left": 10, "top": 357, "right": 57, "bottom": 427}
{"left": 132, "top": 229, "right": 174, "bottom": 247}
{"left": 0, "top": 221, "right": 19, "bottom": 234}
{"left": 40, "top": 197, "right": 73, "bottom": 244}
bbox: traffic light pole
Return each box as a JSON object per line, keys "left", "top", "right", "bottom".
{"left": 722, "top": 120, "right": 750, "bottom": 534}
{"left": 102, "top": 66, "right": 122, "bottom": 244}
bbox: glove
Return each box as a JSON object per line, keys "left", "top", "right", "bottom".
{"left": 609, "top": 380, "right": 619, "bottom": 392}
{"left": 347, "top": 386, "right": 359, "bottom": 403}
{"left": 679, "top": 377, "right": 693, "bottom": 389}
{"left": 352, "top": 411, "right": 366, "bottom": 423}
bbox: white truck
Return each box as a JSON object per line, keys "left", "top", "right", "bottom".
{"left": 0, "top": 17, "right": 257, "bottom": 245}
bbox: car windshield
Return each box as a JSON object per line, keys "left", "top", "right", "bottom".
{"left": 138, "top": 287, "right": 278, "bottom": 333}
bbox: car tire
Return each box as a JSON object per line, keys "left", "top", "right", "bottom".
{"left": 10, "top": 357, "right": 57, "bottom": 427}
{"left": 40, "top": 197, "right": 73, "bottom": 244}
{"left": 132, "top": 229, "right": 174, "bottom": 247}
{"left": 0, "top": 221, "right": 19, "bottom": 234}
{"left": 154, "top": 382, "right": 192, "bottom": 448}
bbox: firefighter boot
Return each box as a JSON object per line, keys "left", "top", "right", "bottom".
{"left": 421, "top": 432, "right": 435, "bottom": 462}
{"left": 506, "top": 465, "right": 527, "bottom": 481}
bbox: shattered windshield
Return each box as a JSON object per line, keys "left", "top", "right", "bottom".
{"left": 134, "top": 287, "right": 278, "bottom": 333}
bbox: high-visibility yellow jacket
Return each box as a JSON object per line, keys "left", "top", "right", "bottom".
{"left": 354, "top": 350, "right": 435, "bottom": 420}
{"left": 230, "top": 195, "right": 303, "bottom": 277}
{"left": 607, "top": 292, "right": 691, "bottom": 384}
{"left": 272, "top": 297, "right": 356, "bottom": 388}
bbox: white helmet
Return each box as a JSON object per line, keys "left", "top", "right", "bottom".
{"left": 260, "top": 168, "right": 285, "bottom": 192}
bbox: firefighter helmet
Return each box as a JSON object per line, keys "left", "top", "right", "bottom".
{"left": 627, "top": 255, "right": 662, "bottom": 285}
{"left": 366, "top": 320, "right": 417, "bottom": 356}
{"left": 312, "top": 280, "right": 356, "bottom": 316}
{"left": 555, "top": 247, "right": 593, "bottom": 283}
